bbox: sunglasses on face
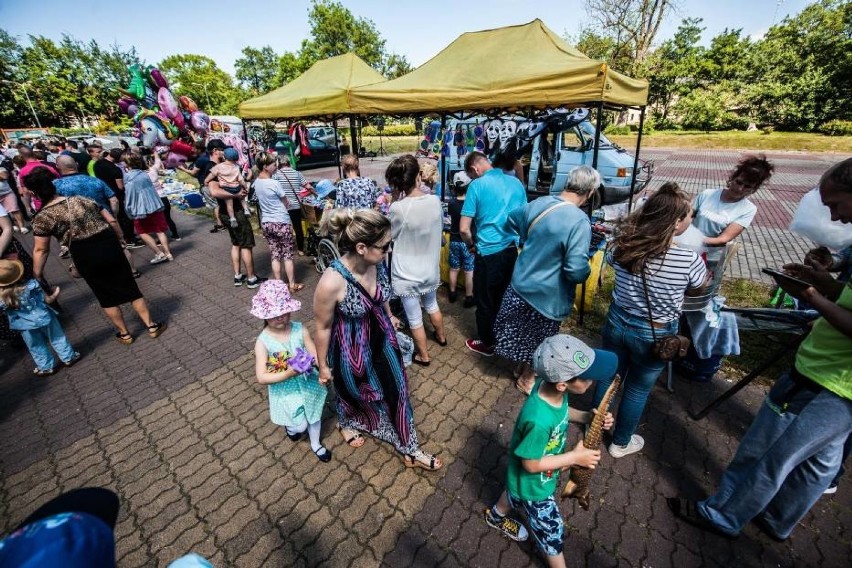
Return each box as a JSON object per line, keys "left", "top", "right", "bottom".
{"left": 370, "top": 241, "right": 392, "bottom": 252}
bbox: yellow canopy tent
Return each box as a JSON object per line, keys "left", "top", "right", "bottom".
{"left": 238, "top": 52, "right": 386, "bottom": 120}
{"left": 348, "top": 19, "right": 648, "bottom": 114}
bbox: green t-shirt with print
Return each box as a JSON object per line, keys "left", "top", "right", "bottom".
{"left": 505, "top": 379, "right": 570, "bottom": 501}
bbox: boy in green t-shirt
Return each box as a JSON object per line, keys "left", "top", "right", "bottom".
{"left": 485, "top": 334, "right": 617, "bottom": 567}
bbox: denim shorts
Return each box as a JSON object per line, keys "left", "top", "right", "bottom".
{"left": 448, "top": 241, "right": 474, "bottom": 272}
{"left": 506, "top": 492, "right": 564, "bottom": 556}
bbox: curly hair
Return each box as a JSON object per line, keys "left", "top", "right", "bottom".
{"left": 611, "top": 182, "right": 692, "bottom": 274}
{"left": 728, "top": 154, "right": 774, "bottom": 189}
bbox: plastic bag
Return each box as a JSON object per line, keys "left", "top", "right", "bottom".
{"left": 789, "top": 188, "right": 852, "bottom": 250}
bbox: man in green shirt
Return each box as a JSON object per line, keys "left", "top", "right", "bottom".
{"left": 669, "top": 157, "right": 852, "bottom": 541}
{"left": 485, "top": 335, "right": 617, "bottom": 568}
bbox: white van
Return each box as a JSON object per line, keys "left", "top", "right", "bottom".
{"left": 427, "top": 110, "right": 653, "bottom": 204}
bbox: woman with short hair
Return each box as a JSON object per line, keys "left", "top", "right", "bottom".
{"left": 334, "top": 154, "right": 380, "bottom": 210}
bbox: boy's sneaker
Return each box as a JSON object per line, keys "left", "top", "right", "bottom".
{"left": 463, "top": 296, "right": 476, "bottom": 308}
{"left": 234, "top": 274, "right": 247, "bottom": 286}
{"left": 608, "top": 435, "right": 644, "bottom": 458}
{"left": 229, "top": 217, "right": 238, "bottom": 228}
{"left": 246, "top": 276, "right": 266, "bottom": 289}
{"left": 484, "top": 508, "right": 528, "bottom": 542}
{"left": 466, "top": 338, "right": 495, "bottom": 357}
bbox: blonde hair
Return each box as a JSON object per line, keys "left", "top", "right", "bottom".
{"left": 320, "top": 208, "right": 390, "bottom": 254}
{"left": 0, "top": 283, "right": 26, "bottom": 311}
{"left": 341, "top": 154, "right": 360, "bottom": 176}
{"left": 611, "top": 182, "right": 692, "bottom": 274}
{"left": 419, "top": 161, "right": 438, "bottom": 188}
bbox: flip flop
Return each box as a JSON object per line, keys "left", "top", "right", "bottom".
{"left": 412, "top": 354, "right": 431, "bottom": 367}
{"left": 338, "top": 427, "right": 365, "bottom": 448}
{"left": 666, "top": 498, "right": 737, "bottom": 540}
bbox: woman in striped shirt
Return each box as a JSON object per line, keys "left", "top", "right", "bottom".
{"left": 592, "top": 183, "right": 708, "bottom": 458}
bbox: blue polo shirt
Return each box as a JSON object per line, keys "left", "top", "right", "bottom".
{"left": 54, "top": 174, "right": 115, "bottom": 211}
{"left": 460, "top": 168, "right": 527, "bottom": 256}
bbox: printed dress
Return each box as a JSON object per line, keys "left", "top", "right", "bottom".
{"left": 329, "top": 259, "right": 420, "bottom": 454}
{"left": 259, "top": 322, "right": 327, "bottom": 428}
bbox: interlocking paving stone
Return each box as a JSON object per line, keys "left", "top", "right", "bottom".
{"left": 1, "top": 151, "right": 850, "bottom": 566}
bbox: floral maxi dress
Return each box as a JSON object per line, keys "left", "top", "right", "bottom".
{"left": 329, "top": 259, "right": 420, "bottom": 454}
{"left": 259, "top": 322, "right": 327, "bottom": 428}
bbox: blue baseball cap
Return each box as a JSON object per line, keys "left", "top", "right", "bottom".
{"left": 223, "top": 147, "right": 239, "bottom": 161}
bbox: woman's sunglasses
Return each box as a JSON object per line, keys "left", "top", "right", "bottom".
{"left": 370, "top": 241, "right": 392, "bottom": 252}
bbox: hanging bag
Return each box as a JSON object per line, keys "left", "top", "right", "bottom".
{"left": 640, "top": 265, "right": 689, "bottom": 361}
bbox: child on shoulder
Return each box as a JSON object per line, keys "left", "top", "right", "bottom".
{"left": 206, "top": 147, "right": 249, "bottom": 228}
{"left": 251, "top": 280, "right": 331, "bottom": 462}
{"left": 485, "top": 334, "right": 617, "bottom": 568}
{"left": 0, "top": 260, "right": 80, "bottom": 376}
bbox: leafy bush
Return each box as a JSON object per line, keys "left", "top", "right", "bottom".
{"left": 819, "top": 120, "right": 852, "bottom": 136}
{"left": 361, "top": 123, "right": 417, "bottom": 136}
{"left": 604, "top": 124, "right": 631, "bottom": 135}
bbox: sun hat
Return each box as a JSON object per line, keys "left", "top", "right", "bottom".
{"left": 223, "top": 147, "right": 239, "bottom": 161}
{"left": 315, "top": 179, "right": 336, "bottom": 199}
{"left": 453, "top": 171, "right": 472, "bottom": 188}
{"left": 0, "top": 260, "right": 25, "bottom": 287}
{"left": 532, "top": 334, "right": 618, "bottom": 383}
{"left": 250, "top": 280, "right": 302, "bottom": 319}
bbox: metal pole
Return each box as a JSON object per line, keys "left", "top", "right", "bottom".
{"left": 628, "top": 107, "right": 645, "bottom": 213}
{"left": 20, "top": 85, "right": 41, "bottom": 128}
{"left": 591, "top": 102, "right": 603, "bottom": 169}
{"left": 349, "top": 115, "right": 359, "bottom": 158}
{"left": 439, "top": 115, "right": 447, "bottom": 201}
{"left": 332, "top": 119, "right": 342, "bottom": 179}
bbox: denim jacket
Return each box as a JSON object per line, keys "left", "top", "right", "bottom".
{"left": 0, "top": 279, "right": 56, "bottom": 331}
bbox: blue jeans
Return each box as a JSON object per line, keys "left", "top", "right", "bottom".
{"left": 698, "top": 372, "right": 852, "bottom": 538}
{"left": 20, "top": 314, "right": 76, "bottom": 371}
{"left": 592, "top": 304, "right": 678, "bottom": 446}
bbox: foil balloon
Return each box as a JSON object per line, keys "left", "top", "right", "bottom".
{"left": 138, "top": 114, "right": 175, "bottom": 148}
{"left": 171, "top": 111, "right": 185, "bottom": 132}
{"left": 190, "top": 111, "right": 210, "bottom": 136}
{"left": 163, "top": 152, "right": 188, "bottom": 169}
{"left": 149, "top": 67, "right": 169, "bottom": 90}
{"left": 126, "top": 104, "right": 139, "bottom": 117}
{"left": 142, "top": 84, "right": 157, "bottom": 110}
{"left": 178, "top": 95, "right": 198, "bottom": 113}
{"left": 126, "top": 64, "right": 146, "bottom": 101}
{"left": 169, "top": 140, "right": 193, "bottom": 157}
{"left": 158, "top": 87, "right": 179, "bottom": 119}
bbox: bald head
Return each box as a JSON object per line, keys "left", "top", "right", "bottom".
{"left": 56, "top": 154, "right": 79, "bottom": 174}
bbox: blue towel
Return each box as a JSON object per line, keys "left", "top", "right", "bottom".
{"left": 686, "top": 298, "right": 741, "bottom": 359}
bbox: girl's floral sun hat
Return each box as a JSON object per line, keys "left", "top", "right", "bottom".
{"left": 250, "top": 280, "right": 301, "bottom": 319}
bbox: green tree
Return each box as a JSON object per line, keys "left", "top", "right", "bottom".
{"left": 234, "top": 46, "right": 279, "bottom": 94}
{"left": 273, "top": 51, "right": 304, "bottom": 86}
{"left": 0, "top": 29, "right": 29, "bottom": 126}
{"left": 158, "top": 54, "right": 244, "bottom": 114}
{"left": 571, "top": 28, "right": 633, "bottom": 72}
{"left": 646, "top": 18, "right": 706, "bottom": 122}
{"left": 300, "top": 0, "right": 386, "bottom": 70}
{"left": 380, "top": 53, "right": 413, "bottom": 79}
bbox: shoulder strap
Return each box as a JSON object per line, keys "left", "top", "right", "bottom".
{"left": 639, "top": 268, "right": 658, "bottom": 343}
{"left": 278, "top": 170, "right": 302, "bottom": 205}
{"left": 527, "top": 201, "right": 572, "bottom": 236}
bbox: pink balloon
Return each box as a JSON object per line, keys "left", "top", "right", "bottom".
{"left": 150, "top": 68, "right": 169, "bottom": 90}
{"left": 164, "top": 152, "right": 188, "bottom": 169}
{"left": 171, "top": 111, "right": 185, "bottom": 132}
{"left": 158, "top": 87, "right": 179, "bottom": 119}
{"left": 190, "top": 111, "right": 210, "bottom": 135}
{"left": 126, "top": 104, "right": 139, "bottom": 117}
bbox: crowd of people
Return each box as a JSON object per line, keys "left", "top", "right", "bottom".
{"left": 1, "top": 133, "right": 849, "bottom": 567}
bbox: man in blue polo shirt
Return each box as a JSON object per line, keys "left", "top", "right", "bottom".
{"left": 54, "top": 155, "right": 118, "bottom": 213}
{"left": 459, "top": 151, "right": 527, "bottom": 356}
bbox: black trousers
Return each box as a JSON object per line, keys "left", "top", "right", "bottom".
{"left": 287, "top": 208, "right": 305, "bottom": 252}
{"left": 473, "top": 245, "right": 517, "bottom": 346}
{"left": 16, "top": 487, "right": 119, "bottom": 531}
{"left": 160, "top": 197, "right": 179, "bottom": 238}
{"left": 116, "top": 197, "right": 136, "bottom": 242}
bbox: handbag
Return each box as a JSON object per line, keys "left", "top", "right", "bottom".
{"left": 639, "top": 266, "right": 690, "bottom": 361}
{"left": 64, "top": 199, "right": 82, "bottom": 279}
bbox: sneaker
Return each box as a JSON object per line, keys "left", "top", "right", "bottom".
{"left": 463, "top": 296, "right": 476, "bottom": 308}
{"left": 234, "top": 274, "right": 247, "bottom": 287}
{"left": 172, "top": 236, "right": 182, "bottom": 241}
{"left": 150, "top": 253, "right": 168, "bottom": 264}
{"left": 608, "top": 435, "right": 644, "bottom": 458}
{"left": 126, "top": 241, "right": 145, "bottom": 249}
{"left": 484, "top": 508, "right": 529, "bottom": 542}
{"left": 466, "top": 338, "right": 495, "bottom": 356}
{"left": 246, "top": 276, "right": 266, "bottom": 289}
{"left": 210, "top": 225, "right": 224, "bottom": 233}
{"left": 448, "top": 290, "right": 458, "bottom": 303}
{"left": 63, "top": 352, "right": 82, "bottom": 367}
{"left": 229, "top": 217, "right": 238, "bottom": 228}
{"left": 824, "top": 484, "right": 838, "bottom": 495}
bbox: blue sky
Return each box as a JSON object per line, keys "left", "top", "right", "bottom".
{"left": 0, "top": 0, "right": 813, "bottom": 75}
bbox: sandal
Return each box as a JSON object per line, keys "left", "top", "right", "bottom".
{"left": 514, "top": 379, "right": 533, "bottom": 396}
{"left": 403, "top": 451, "right": 443, "bottom": 471}
{"left": 33, "top": 367, "right": 56, "bottom": 377}
{"left": 412, "top": 354, "right": 431, "bottom": 367}
{"left": 115, "top": 332, "right": 134, "bottom": 345}
{"left": 338, "top": 426, "right": 365, "bottom": 448}
{"left": 666, "top": 498, "right": 737, "bottom": 540}
{"left": 147, "top": 322, "right": 167, "bottom": 338}
{"left": 431, "top": 330, "right": 447, "bottom": 347}
{"left": 290, "top": 283, "right": 305, "bottom": 292}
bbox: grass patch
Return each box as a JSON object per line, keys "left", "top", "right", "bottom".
{"left": 360, "top": 135, "right": 421, "bottom": 155}
{"left": 609, "top": 130, "right": 852, "bottom": 153}
{"left": 562, "top": 272, "right": 796, "bottom": 384}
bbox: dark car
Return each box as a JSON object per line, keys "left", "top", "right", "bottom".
{"left": 269, "top": 135, "right": 339, "bottom": 170}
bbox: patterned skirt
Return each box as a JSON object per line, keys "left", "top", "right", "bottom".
{"left": 494, "top": 285, "right": 561, "bottom": 364}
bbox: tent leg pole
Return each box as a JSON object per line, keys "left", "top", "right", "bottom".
{"left": 440, "top": 115, "right": 447, "bottom": 201}
{"left": 628, "top": 107, "right": 645, "bottom": 213}
{"left": 349, "top": 115, "right": 358, "bottom": 159}
{"left": 333, "top": 119, "right": 342, "bottom": 179}
{"left": 579, "top": 102, "right": 605, "bottom": 327}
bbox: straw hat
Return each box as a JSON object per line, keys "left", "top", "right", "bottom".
{"left": 0, "top": 260, "right": 25, "bottom": 287}
{"left": 250, "top": 280, "right": 301, "bottom": 319}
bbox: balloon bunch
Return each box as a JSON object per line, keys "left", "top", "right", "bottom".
{"left": 117, "top": 64, "right": 212, "bottom": 168}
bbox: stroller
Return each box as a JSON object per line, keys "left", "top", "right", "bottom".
{"left": 299, "top": 183, "right": 340, "bottom": 273}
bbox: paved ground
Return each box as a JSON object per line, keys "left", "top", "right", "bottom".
{"left": 316, "top": 148, "right": 839, "bottom": 283}
{"left": 0, "top": 148, "right": 849, "bottom": 567}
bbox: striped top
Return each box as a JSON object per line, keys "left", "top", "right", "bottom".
{"left": 272, "top": 168, "right": 306, "bottom": 211}
{"left": 609, "top": 245, "right": 707, "bottom": 323}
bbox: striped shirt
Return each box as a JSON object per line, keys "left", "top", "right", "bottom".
{"left": 272, "top": 168, "right": 305, "bottom": 210}
{"left": 610, "top": 245, "right": 707, "bottom": 323}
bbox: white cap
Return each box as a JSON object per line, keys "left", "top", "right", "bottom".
{"left": 452, "top": 171, "right": 471, "bottom": 187}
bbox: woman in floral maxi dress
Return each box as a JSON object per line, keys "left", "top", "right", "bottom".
{"left": 313, "top": 209, "right": 442, "bottom": 470}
